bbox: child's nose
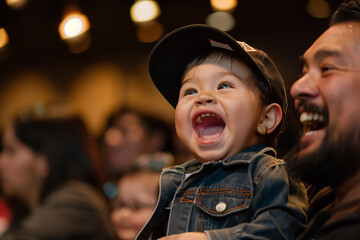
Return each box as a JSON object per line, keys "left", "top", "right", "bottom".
{"left": 195, "top": 92, "right": 216, "bottom": 106}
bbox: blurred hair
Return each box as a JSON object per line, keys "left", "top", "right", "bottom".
{"left": 102, "top": 107, "right": 173, "bottom": 152}
{"left": 330, "top": 0, "right": 360, "bottom": 25}
{"left": 13, "top": 106, "right": 101, "bottom": 200}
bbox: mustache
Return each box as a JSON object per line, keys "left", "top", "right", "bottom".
{"left": 295, "top": 101, "right": 329, "bottom": 118}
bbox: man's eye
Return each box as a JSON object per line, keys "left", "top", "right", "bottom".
{"left": 321, "top": 66, "right": 333, "bottom": 72}
{"left": 218, "top": 83, "right": 232, "bottom": 89}
{"left": 184, "top": 89, "right": 197, "bottom": 95}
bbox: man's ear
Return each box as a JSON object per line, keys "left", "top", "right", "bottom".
{"left": 257, "top": 103, "right": 282, "bottom": 135}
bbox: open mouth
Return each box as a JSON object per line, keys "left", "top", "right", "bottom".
{"left": 193, "top": 112, "right": 225, "bottom": 142}
{"left": 300, "top": 111, "right": 328, "bottom": 136}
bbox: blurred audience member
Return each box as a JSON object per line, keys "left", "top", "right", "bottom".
{"left": 0, "top": 141, "right": 11, "bottom": 237}
{"left": 0, "top": 103, "right": 115, "bottom": 240}
{"left": 111, "top": 169, "right": 160, "bottom": 240}
{"left": 110, "top": 152, "right": 172, "bottom": 240}
{"left": 99, "top": 107, "right": 173, "bottom": 181}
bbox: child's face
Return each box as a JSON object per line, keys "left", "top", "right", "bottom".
{"left": 111, "top": 172, "right": 159, "bottom": 240}
{"left": 175, "top": 56, "right": 265, "bottom": 162}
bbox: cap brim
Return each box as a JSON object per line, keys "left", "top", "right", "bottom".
{"left": 148, "top": 24, "right": 267, "bottom": 108}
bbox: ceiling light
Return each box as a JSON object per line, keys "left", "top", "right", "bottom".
{"left": 130, "top": 0, "right": 161, "bottom": 23}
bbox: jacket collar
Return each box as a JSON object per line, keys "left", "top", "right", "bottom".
{"left": 170, "top": 144, "right": 275, "bottom": 173}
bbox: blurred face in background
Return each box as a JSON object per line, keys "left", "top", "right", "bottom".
{"left": 103, "top": 113, "right": 147, "bottom": 176}
{"left": 0, "top": 125, "right": 47, "bottom": 206}
{"left": 111, "top": 172, "right": 159, "bottom": 240}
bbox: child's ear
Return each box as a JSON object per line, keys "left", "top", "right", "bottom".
{"left": 257, "top": 103, "right": 282, "bottom": 135}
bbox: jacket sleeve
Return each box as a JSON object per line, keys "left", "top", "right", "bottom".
{"left": 205, "top": 160, "right": 308, "bottom": 240}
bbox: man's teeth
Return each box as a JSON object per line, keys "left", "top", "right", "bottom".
{"left": 300, "top": 112, "right": 324, "bottom": 123}
{"left": 195, "top": 113, "right": 220, "bottom": 124}
{"left": 305, "top": 130, "right": 316, "bottom": 136}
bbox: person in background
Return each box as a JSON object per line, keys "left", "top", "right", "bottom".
{"left": 0, "top": 103, "right": 116, "bottom": 240}
{"left": 0, "top": 141, "right": 11, "bottom": 237}
{"left": 99, "top": 107, "right": 173, "bottom": 181}
{"left": 110, "top": 152, "right": 172, "bottom": 240}
{"left": 286, "top": 1, "right": 360, "bottom": 239}
{"left": 111, "top": 170, "right": 160, "bottom": 240}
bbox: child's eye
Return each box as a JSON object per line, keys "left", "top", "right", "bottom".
{"left": 218, "top": 82, "right": 233, "bottom": 89}
{"left": 184, "top": 88, "right": 197, "bottom": 96}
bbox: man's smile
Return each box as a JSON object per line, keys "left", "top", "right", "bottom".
{"left": 300, "top": 111, "right": 328, "bottom": 136}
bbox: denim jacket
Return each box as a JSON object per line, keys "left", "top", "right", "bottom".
{"left": 136, "top": 145, "right": 307, "bottom": 240}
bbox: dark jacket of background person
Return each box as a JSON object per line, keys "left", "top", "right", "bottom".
{"left": 0, "top": 106, "right": 116, "bottom": 240}
{"left": 1, "top": 181, "right": 114, "bottom": 240}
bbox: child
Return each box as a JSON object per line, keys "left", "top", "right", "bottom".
{"left": 110, "top": 152, "right": 173, "bottom": 240}
{"left": 137, "top": 24, "right": 307, "bottom": 240}
{"left": 111, "top": 170, "right": 160, "bottom": 240}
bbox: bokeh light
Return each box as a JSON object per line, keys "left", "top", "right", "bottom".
{"left": 59, "top": 12, "right": 90, "bottom": 40}
{"left": 130, "top": 0, "right": 161, "bottom": 23}
{"left": 5, "top": 0, "right": 28, "bottom": 9}
{"left": 307, "top": 0, "right": 331, "bottom": 19}
{"left": 206, "top": 11, "right": 235, "bottom": 32}
{"left": 0, "top": 28, "right": 9, "bottom": 49}
{"left": 210, "top": 0, "right": 237, "bottom": 12}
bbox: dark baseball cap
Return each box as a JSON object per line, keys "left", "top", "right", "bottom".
{"left": 148, "top": 24, "right": 287, "bottom": 116}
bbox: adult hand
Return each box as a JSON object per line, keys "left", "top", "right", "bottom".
{"left": 158, "top": 232, "right": 208, "bottom": 240}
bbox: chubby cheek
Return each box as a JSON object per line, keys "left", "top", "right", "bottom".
{"left": 175, "top": 105, "right": 191, "bottom": 142}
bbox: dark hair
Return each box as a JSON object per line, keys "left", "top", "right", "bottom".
{"left": 14, "top": 114, "right": 100, "bottom": 199}
{"left": 103, "top": 107, "right": 173, "bottom": 152}
{"left": 184, "top": 50, "right": 281, "bottom": 150}
{"left": 330, "top": 0, "right": 360, "bottom": 25}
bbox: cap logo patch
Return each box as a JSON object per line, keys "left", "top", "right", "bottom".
{"left": 209, "top": 39, "right": 233, "bottom": 51}
{"left": 237, "top": 41, "right": 256, "bottom": 52}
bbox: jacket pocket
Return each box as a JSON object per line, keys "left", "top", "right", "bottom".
{"left": 194, "top": 188, "right": 252, "bottom": 217}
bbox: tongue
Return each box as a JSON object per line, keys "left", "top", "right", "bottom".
{"left": 200, "top": 126, "right": 224, "bottom": 140}
{"left": 195, "top": 116, "right": 225, "bottom": 141}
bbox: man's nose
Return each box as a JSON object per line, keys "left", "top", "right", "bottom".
{"left": 195, "top": 92, "right": 217, "bottom": 106}
{"left": 290, "top": 74, "right": 319, "bottom": 101}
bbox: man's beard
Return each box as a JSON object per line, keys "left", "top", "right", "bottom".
{"left": 285, "top": 126, "right": 360, "bottom": 188}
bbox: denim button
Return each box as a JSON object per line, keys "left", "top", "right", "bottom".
{"left": 215, "top": 201, "right": 226, "bottom": 212}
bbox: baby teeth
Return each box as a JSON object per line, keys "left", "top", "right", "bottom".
{"left": 195, "top": 113, "right": 220, "bottom": 124}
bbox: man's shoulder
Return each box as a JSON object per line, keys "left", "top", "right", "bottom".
{"left": 300, "top": 206, "right": 360, "bottom": 240}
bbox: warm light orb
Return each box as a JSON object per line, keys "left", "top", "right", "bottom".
{"left": 59, "top": 12, "right": 90, "bottom": 40}
{"left": 0, "top": 28, "right": 9, "bottom": 48}
{"left": 64, "top": 17, "right": 83, "bottom": 38}
{"left": 5, "top": 0, "right": 28, "bottom": 9}
{"left": 206, "top": 12, "right": 235, "bottom": 32}
{"left": 210, "top": 0, "right": 237, "bottom": 11}
{"left": 307, "top": 0, "right": 331, "bottom": 19}
{"left": 130, "top": 0, "right": 160, "bottom": 23}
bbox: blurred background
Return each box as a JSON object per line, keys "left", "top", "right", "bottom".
{"left": 0, "top": 0, "right": 342, "bottom": 155}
